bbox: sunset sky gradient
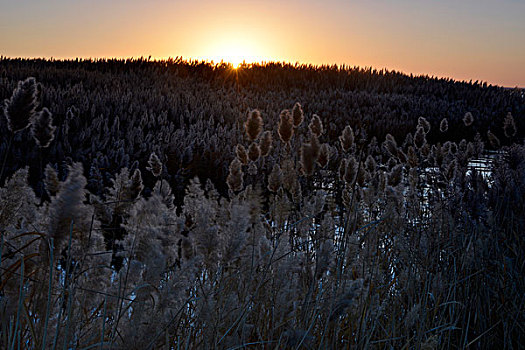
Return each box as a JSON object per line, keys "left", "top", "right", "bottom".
{"left": 1, "top": 0, "right": 524, "bottom": 87}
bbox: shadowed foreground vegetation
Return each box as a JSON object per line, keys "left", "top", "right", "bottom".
{"left": 0, "top": 59, "right": 524, "bottom": 348}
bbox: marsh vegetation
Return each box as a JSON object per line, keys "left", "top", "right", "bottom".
{"left": 0, "top": 58, "right": 524, "bottom": 349}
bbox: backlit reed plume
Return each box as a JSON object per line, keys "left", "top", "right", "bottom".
{"left": 317, "top": 143, "right": 330, "bottom": 168}
{"left": 365, "top": 155, "right": 377, "bottom": 173}
{"left": 235, "top": 144, "right": 249, "bottom": 165}
{"left": 388, "top": 164, "right": 403, "bottom": 186}
{"left": 248, "top": 142, "right": 261, "bottom": 162}
{"left": 463, "top": 112, "right": 474, "bottom": 126}
{"left": 278, "top": 109, "right": 294, "bottom": 144}
{"left": 440, "top": 118, "right": 448, "bottom": 132}
{"left": 292, "top": 102, "right": 304, "bottom": 127}
{"left": 281, "top": 158, "right": 298, "bottom": 194}
{"left": 129, "top": 169, "right": 144, "bottom": 199}
{"left": 344, "top": 156, "right": 358, "bottom": 184}
{"left": 339, "top": 125, "right": 354, "bottom": 152}
{"left": 44, "top": 164, "right": 61, "bottom": 196}
{"left": 48, "top": 163, "right": 89, "bottom": 250}
{"left": 147, "top": 152, "right": 163, "bottom": 177}
{"left": 3, "top": 77, "right": 39, "bottom": 133}
{"left": 227, "top": 158, "right": 244, "bottom": 192}
{"left": 267, "top": 164, "right": 283, "bottom": 192}
{"left": 414, "top": 125, "right": 426, "bottom": 149}
{"left": 300, "top": 143, "right": 317, "bottom": 176}
{"left": 504, "top": 112, "right": 517, "bottom": 138}
{"left": 310, "top": 132, "right": 321, "bottom": 159}
{"left": 309, "top": 114, "right": 324, "bottom": 136}
{"left": 487, "top": 130, "right": 500, "bottom": 148}
{"left": 418, "top": 117, "right": 431, "bottom": 134}
{"left": 383, "top": 134, "right": 398, "bottom": 157}
{"left": 339, "top": 158, "right": 347, "bottom": 181}
{"left": 245, "top": 109, "right": 263, "bottom": 141}
{"left": 259, "top": 130, "right": 272, "bottom": 157}
{"left": 31, "top": 107, "right": 56, "bottom": 147}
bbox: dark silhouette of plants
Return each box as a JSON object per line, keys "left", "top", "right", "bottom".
{"left": 0, "top": 58, "right": 523, "bottom": 348}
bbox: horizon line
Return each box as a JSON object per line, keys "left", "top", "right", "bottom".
{"left": 1, "top": 55, "right": 523, "bottom": 89}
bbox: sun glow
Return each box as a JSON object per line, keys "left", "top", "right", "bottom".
{"left": 195, "top": 33, "right": 271, "bottom": 68}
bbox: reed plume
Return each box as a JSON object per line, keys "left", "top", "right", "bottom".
{"left": 309, "top": 114, "right": 324, "bottom": 136}
{"left": 504, "top": 112, "right": 517, "bottom": 138}
{"left": 248, "top": 142, "right": 261, "bottom": 162}
{"left": 267, "top": 164, "right": 283, "bottom": 192}
{"left": 227, "top": 158, "right": 244, "bottom": 192}
{"left": 418, "top": 117, "right": 431, "bottom": 134}
{"left": 292, "top": 102, "right": 304, "bottom": 127}
{"left": 2, "top": 77, "right": 39, "bottom": 133}
{"left": 259, "top": 130, "right": 273, "bottom": 157}
{"left": 278, "top": 109, "right": 294, "bottom": 144}
{"left": 31, "top": 107, "right": 56, "bottom": 147}
{"left": 245, "top": 109, "right": 263, "bottom": 141}
{"left": 235, "top": 144, "right": 249, "bottom": 165}
{"left": 440, "top": 118, "right": 448, "bottom": 132}
{"left": 147, "top": 152, "right": 163, "bottom": 177}
{"left": 463, "top": 112, "right": 474, "bottom": 126}
{"left": 339, "top": 125, "right": 354, "bottom": 152}
{"left": 317, "top": 143, "right": 330, "bottom": 168}
{"left": 487, "top": 130, "right": 500, "bottom": 148}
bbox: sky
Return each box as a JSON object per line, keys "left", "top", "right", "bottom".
{"left": 1, "top": 0, "right": 524, "bottom": 87}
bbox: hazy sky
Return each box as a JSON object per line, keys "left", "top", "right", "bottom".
{"left": 1, "top": 0, "right": 524, "bottom": 87}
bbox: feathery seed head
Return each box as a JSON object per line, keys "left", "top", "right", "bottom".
{"left": 48, "top": 162, "right": 89, "bottom": 249}
{"left": 449, "top": 142, "right": 458, "bottom": 154}
{"left": 365, "top": 155, "right": 377, "bottom": 173}
{"left": 245, "top": 109, "right": 263, "bottom": 141}
{"left": 147, "top": 152, "right": 163, "bottom": 177}
{"left": 487, "top": 130, "right": 500, "bottom": 148}
{"left": 259, "top": 130, "right": 273, "bottom": 157}
{"left": 339, "top": 125, "right": 354, "bottom": 152}
{"left": 267, "top": 164, "right": 283, "bottom": 192}
{"left": 414, "top": 126, "right": 427, "bottom": 149}
{"left": 31, "top": 107, "right": 56, "bottom": 148}
{"left": 248, "top": 142, "right": 261, "bottom": 162}
{"left": 44, "top": 164, "right": 61, "bottom": 196}
{"left": 463, "top": 112, "right": 474, "bottom": 126}
{"left": 403, "top": 133, "right": 414, "bottom": 149}
{"left": 383, "top": 134, "right": 398, "bottom": 157}
{"left": 317, "top": 143, "right": 330, "bottom": 168}
{"left": 3, "top": 77, "right": 39, "bottom": 133}
{"left": 278, "top": 109, "right": 294, "bottom": 144}
{"left": 309, "top": 114, "right": 324, "bottom": 136}
{"left": 300, "top": 143, "right": 317, "bottom": 176}
{"left": 338, "top": 158, "right": 347, "bottom": 181}
{"left": 439, "top": 118, "right": 448, "bottom": 132}
{"left": 227, "top": 158, "right": 244, "bottom": 192}
{"left": 503, "top": 112, "right": 516, "bottom": 138}
{"left": 292, "top": 102, "right": 304, "bottom": 127}
{"left": 129, "top": 169, "right": 144, "bottom": 199}
{"left": 388, "top": 164, "right": 403, "bottom": 187}
{"left": 309, "top": 132, "right": 321, "bottom": 159}
{"left": 445, "top": 159, "right": 457, "bottom": 181}
{"left": 407, "top": 146, "right": 418, "bottom": 168}
{"left": 281, "top": 158, "right": 298, "bottom": 194}
{"left": 235, "top": 144, "right": 249, "bottom": 165}
{"left": 418, "top": 117, "right": 431, "bottom": 134}
{"left": 344, "top": 156, "right": 358, "bottom": 184}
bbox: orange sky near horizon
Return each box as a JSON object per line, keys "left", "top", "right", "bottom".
{"left": 1, "top": 0, "right": 524, "bottom": 87}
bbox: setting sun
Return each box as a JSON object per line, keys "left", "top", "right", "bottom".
{"left": 192, "top": 31, "right": 272, "bottom": 67}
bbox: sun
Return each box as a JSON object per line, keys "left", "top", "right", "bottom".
{"left": 200, "top": 34, "right": 268, "bottom": 68}
{"left": 213, "top": 44, "right": 253, "bottom": 67}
